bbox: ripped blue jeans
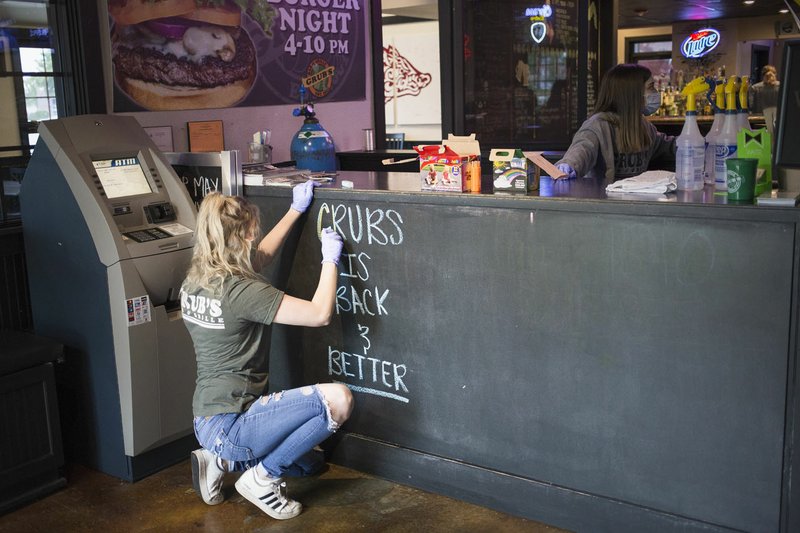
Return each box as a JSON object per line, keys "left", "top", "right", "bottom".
{"left": 193, "top": 385, "right": 337, "bottom": 478}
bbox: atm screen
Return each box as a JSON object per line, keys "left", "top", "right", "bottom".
{"left": 92, "top": 157, "right": 153, "bottom": 199}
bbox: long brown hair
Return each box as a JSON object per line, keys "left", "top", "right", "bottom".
{"left": 184, "top": 192, "right": 262, "bottom": 294}
{"left": 593, "top": 63, "right": 653, "bottom": 153}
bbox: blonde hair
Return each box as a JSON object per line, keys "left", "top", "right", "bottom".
{"left": 593, "top": 63, "right": 653, "bottom": 153}
{"left": 184, "top": 192, "right": 262, "bottom": 294}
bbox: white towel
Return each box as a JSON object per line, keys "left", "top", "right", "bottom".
{"left": 605, "top": 171, "right": 677, "bottom": 194}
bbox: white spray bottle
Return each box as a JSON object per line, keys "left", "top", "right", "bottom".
{"left": 704, "top": 79, "right": 725, "bottom": 185}
{"left": 714, "top": 77, "right": 739, "bottom": 191}
{"left": 675, "top": 77, "right": 709, "bottom": 191}
{"left": 737, "top": 76, "right": 752, "bottom": 132}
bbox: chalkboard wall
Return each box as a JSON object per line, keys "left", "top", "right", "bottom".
{"left": 251, "top": 189, "right": 796, "bottom": 532}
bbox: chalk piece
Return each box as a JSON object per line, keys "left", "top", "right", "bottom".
{"left": 342, "top": 180, "right": 354, "bottom": 189}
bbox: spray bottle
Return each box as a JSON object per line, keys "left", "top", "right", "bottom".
{"left": 737, "top": 76, "right": 753, "bottom": 132}
{"left": 703, "top": 79, "right": 725, "bottom": 185}
{"left": 290, "top": 85, "right": 337, "bottom": 172}
{"left": 675, "top": 77, "right": 709, "bottom": 191}
{"left": 713, "top": 77, "right": 740, "bottom": 190}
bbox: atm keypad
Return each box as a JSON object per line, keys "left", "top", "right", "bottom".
{"left": 123, "top": 228, "right": 172, "bottom": 243}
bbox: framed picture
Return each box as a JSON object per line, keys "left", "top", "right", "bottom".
{"left": 143, "top": 126, "right": 174, "bottom": 152}
{"left": 187, "top": 120, "right": 225, "bottom": 152}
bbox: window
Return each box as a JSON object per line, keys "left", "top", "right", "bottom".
{"left": 0, "top": 1, "right": 62, "bottom": 223}
{"left": 381, "top": 10, "right": 442, "bottom": 144}
{"left": 457, "top": 0, "right": 596, "bottom": 148}
{"left": 626, "top": 36, "right": 673, "bottom": 86}
{"left": 21, "top": 45, "right": 59, "bottom": 133}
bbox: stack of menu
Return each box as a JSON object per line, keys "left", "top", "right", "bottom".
{"left": 243, "top": 163, "right": 335, "bottom": 187}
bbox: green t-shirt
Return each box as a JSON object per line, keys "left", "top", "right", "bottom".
{"left": 181, "top": 275, "right": 284, "bottom": 416}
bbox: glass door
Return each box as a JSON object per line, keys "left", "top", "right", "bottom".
{"left": 381, "top": 1, "right": 442, "bottom": 146}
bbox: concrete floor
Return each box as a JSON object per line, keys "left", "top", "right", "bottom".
{"left": 0, "top": 461, "right": 570, "bottom": 532}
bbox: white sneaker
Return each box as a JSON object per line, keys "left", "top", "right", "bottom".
{"left": 191, "top": 448, "right": 226, "bottom": 505}
{"left": 235, "top": 467, "right": 302, "bottom": 520}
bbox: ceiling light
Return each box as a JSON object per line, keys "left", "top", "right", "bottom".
{"left": 743, "top": 0, "right": 754, "bottom": 4}
{"left": 780, "top": 8, "right": 789, "bottom": 12}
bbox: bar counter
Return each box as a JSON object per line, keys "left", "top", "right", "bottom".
{"left": 648, "top": 115, "right": 767, "bottom": 136}
{"left": 246, "top": 171, "right": 800, "bottom": 533}
{"left": 258, "top": 169, "right": 777, "bottom": 207}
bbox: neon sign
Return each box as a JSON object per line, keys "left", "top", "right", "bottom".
{"left": 525, "top": 6, "right": 553, "bottom": 18}
{"left": 681, "top": 28, "right": 721, "bottom": 58}
{"left": 527, "top": 5, "right": 552, "bottom": 44}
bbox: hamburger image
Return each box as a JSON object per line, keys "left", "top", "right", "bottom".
{"left": 108, "top": 0, "right": 275, "bottom": 110}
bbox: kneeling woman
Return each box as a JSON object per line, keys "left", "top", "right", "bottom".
{"left": 182, "top": 183, "right": 353, "bottom": 520}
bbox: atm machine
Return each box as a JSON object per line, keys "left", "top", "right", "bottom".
{"left": 21, "top": 115, "right": 197, "bottom": 481}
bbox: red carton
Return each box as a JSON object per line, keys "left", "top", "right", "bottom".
{"left": 415, "top": 145, "right": 469, "bottom": 192}
{"left": 414, "top": 134, "right": 481, "bottom": 192}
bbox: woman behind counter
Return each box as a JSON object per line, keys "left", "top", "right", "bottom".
{"left": 556, "top": 64, "right": 676, "bottom": 180}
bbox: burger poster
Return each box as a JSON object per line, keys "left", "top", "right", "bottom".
{"left": 108, "top": 0, "right": 367, "bottom": 111}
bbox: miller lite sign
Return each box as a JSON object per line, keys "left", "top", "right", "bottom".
{"left": 681, "top": 28, "right": 721, "bottom": 59}
{"left": 526, "top": 5, "right": 552, "bottom": 44}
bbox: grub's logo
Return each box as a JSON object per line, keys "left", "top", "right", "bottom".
{"left": 681, "top": 28, "right": 720, "bottom": 59}
{"left": 303, "top": 59, "right": 335, "bottom": 98}
{"left": 383, "top": 45, "right": 432, "bottom": 103}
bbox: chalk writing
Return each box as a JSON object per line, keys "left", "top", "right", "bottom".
{"left": 336, "top": 382, "right": 409, "bottom": 403}
{"left": 317, "top": 202, "right": 404, "bottom": 245}
{"left": 328, "top": 325, "right": 410, "bottom": 403}
{"left": 193, "top": 175, "right": 219, "bottom": 200}
{"left": 339, "top": 252, "right": 371, "bottom": 281}
{"left": 357, "top": 324, "right": 371, "bottom": 353}
{"left": 174, "top": 169, "right": 221, "bottom": 209}
{"left": 336, "top": 285, "right": 389, "bottom": 316}
{"left": 318, "top": 203, "right": 404, "bottom": 316}
{"left": 328, "top": 347, "right": 407, "bottom": 390}
{"left": 316, "top": 204, "right": 410, "bottom": 403}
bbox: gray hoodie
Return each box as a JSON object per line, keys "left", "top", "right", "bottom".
{"left": 556, "top": 113, "right": 676, "bottom": 180}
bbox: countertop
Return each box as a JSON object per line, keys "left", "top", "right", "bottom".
{"left": 246, "top": 170, "right": 784, "bottom": 209}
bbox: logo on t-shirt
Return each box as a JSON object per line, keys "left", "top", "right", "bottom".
{"left": 614, "top": 151, "right": 647, "bottom": 178}
{"left": 180, "top": 289, "right": 224, "bottom": 329}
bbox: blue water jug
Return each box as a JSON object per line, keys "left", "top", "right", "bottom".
{"left": 290, "top": 86, "right": 336, "bottom": 172}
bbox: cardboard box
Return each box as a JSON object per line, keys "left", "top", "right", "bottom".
{"left": 415, "top": 133, "right": 481, "bottom": 192}
{"left": 490, "top": 149, "right": 537, "bottom": 193}
{"left": 416, "top": 145, "right": 467, "bottom": 191}
{"left": 444, "top": 134, "right": 481, "bottom": 192}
